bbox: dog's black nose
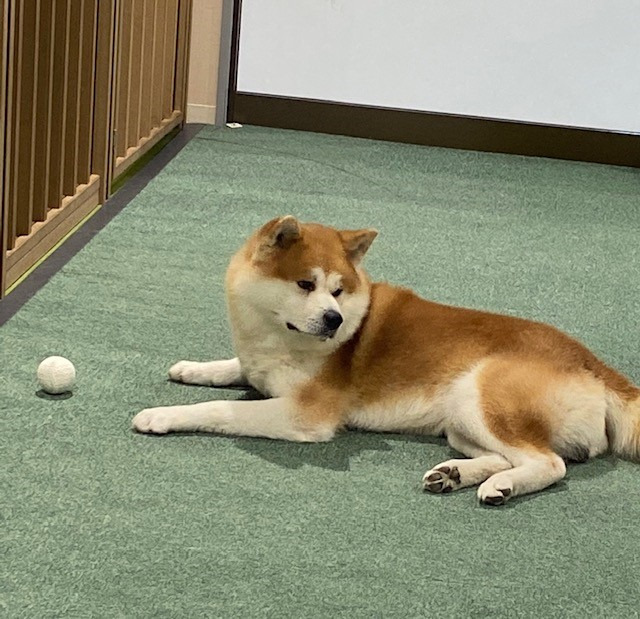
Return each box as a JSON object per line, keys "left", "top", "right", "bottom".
{"left": 323, "top": 310, "right": 343, "bottom": 331}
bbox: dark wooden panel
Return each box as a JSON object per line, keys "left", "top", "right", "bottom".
{"left": 61, "top": 0, "right": 82, "bottom": 196}
{"left": 0, "top": 0, "right": 10, "bottom": 293}
{"left": 91, "top": 0, "right": 117, "bottom": 201}
{"left": 115, "top": 0, "right": 132, "bottom": 157}
{"left": 138, "top": 0, "right": 156, "bottom": 140}
{"left": 76, "top": 0, "right": 98, "bottom": 186}
{"left": 32, "top": 0, "right": 54, "bottom": 222}
{"left": 126, "top": 0, "right": 144, "bottom": 149}
{"left": 162, "top": 0, "right": 178, "bottom": 119}
{"left": 172, "top": 0, "right": 192, "bottom": 114}
{"left": 48, "top": 0, "right": 70, "bottom": 210}
{"left": 14, "top": 0, "right": 38, "bottom": 236}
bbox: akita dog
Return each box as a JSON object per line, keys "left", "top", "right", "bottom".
{"left": 133, "top": 216, "right": 640, "bottom": 505}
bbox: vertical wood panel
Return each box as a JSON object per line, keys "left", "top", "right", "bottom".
{"left": 138, "top": 0, "right": 156, "bottom": 140}
{"left": 31, "top": 0, "right": 54, "bottom": 222}
{"left": 76, "top": 0, "right": 97, "bottom": 186}
{"left": 14, "top": 0, "right": 38, "bottom": 236}
{"left": 62, "top": 0, "right": 82, "bottom": 196}
{"left": 115, "top": 0, "right": 132, "bottom": 158}
{"left": 8, "top": 0, "right": 23, "bottom": 244}
{"left": 48, "top": 0, "right": 69, "bottom": 210}
{"left": 162, "top": 0, "right": 179, "bottom": 119}
{"left": 6, "top": 0, "right": 18, "bottom": 247}
{"left": 173, "top": 0, "right": 192, "bottom": 115}
{"left": 26, "top": 0, "right": 41, "bottom": 224}
{"left": 151, "top": 0, "right": 165, "bottom": 127}
{"left": 127, "top": 0, "right": 144, "bottom": 150}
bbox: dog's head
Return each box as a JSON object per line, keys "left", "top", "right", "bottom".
{"left": 227, "top": 216, "right": 377, "bottom": 343}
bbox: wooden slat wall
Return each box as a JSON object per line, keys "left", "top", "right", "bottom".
{"left": 113, "top": 0, "right": 190, "bottom": 178}
{"left": 4, "top": 0, "right": 99, "bottom": 250}
{"left": 1, "top": 0, "right": 102, "bottom": 290}
{"left": 0, "top": 0, "right": 192, "bottom": 296}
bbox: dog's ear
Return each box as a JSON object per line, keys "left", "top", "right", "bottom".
{"left": 340, "top": 228, "right": 378, "bottom": 264}
{"left": 259, "top": 216, "right": 301, "bottom": 250}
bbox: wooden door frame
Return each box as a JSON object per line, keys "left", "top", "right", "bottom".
{"left": 91, "top": 0, "right": 118, "bottom": 204}
{"left": 0, "top": 0, "right": 12, "bottom": 297}
{"left": 173, "top": 0, "right": 193, "bottom": 118}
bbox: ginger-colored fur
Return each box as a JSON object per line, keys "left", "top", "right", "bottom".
{"left": 133, "top": 217, "right": 640, "bottom": 505}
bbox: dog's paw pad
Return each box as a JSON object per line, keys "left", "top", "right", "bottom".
{"left": 422, "top": 464, "right": 461, "bottom": 494}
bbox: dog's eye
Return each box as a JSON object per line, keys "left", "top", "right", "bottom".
{"left": 331, "top": 288, "right": 343, "bottom": 298}
{"left": 297, "top": 280, "right": 315, "bottom": 292}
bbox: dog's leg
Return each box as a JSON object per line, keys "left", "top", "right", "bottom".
{"left": 423, "top": 431, "right": 512, "bottom": 493}
{"left": 429, "top": 360, "right": 570, "bottom": 504}
{"left": 423, "top": 455, "right": 512, "bottom": 493}
{"left": 169, "top": 358, "right": 248, "bottom": 387}
{"left": 477, "top": 452, "right": 566, "bottom": 506}
{"left": 132, "top": 397, "right": 336, "bottom": 442}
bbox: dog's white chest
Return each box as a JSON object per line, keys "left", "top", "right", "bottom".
{"left": 235, "top": 337, "right": 324, "bottom": 397}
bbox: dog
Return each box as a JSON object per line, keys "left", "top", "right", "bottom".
{"left": 133, "top": 216, "right": 640, "bottom": 505}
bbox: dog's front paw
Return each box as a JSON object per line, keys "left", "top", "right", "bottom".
{"left": 422, "top": 464, "right": 462, "bottom": 494}
{"left": 132, "top": 408, "right": 179, "bottom": 434}
{"left": 169, "top": 359, "right": 243, "bottom": 387}
{"left": 169, "top": 360, "right": 209, "bottom": 385}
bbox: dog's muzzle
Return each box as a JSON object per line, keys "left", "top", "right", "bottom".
{"left": 286, "top": 310, "right": 344, "bottom": 339}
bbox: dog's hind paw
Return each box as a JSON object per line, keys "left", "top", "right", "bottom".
{"left": 477, "top": 477, "right": 513, "bottom": 506}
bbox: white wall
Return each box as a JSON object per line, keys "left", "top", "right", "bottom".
{"left": 237, "top": 0, "right": 640, "bottom": 133}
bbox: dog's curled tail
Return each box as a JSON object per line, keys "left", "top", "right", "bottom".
{"left": 606, "top": 390, "right": 640, "bottom": 461}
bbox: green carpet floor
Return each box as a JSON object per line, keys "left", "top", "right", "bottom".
{"left": 2, "top": 125, "right": 640, "bottom": 617}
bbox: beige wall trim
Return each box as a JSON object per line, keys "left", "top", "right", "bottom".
{"left": 187, "top": 0, "right": 222, "bottom": 124}
{"left": 186, "top": 102, "right": 216, "bottom": 124}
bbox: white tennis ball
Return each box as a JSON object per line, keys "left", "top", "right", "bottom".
{"left": 37, "top": 356, "right": 76, "bottom": 395}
